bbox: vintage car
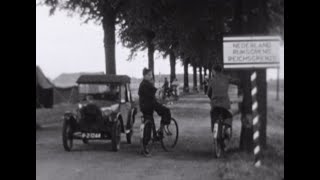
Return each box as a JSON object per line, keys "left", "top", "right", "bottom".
{"left": 62, "top": 74, "right": 137, "bottom": 152}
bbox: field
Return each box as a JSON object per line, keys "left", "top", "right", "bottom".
{"left": 36, "top": 81, "right": 284, "bottom": 180}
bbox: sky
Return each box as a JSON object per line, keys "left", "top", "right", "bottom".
{"left": 36, "top": 4, "right": 284, "bottom": 81}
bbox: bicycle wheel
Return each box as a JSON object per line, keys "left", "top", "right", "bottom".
{"left": 212, "top": 121, "right": 223, "bottom": 158}
{"left": 141, "top": 120, "right": 154, "bottom": 156}
{"left": 161, "top": 118, "right": 179, "bottom": 151}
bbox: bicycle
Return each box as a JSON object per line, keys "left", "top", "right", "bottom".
{"left": 169, "top": 86, "right": 179, "bottom": 101}
{"left": 211, "top": 109, "right": 233, "bottom": 158}
{"left": 157, "top": 87, "right": 178, "bottom": 105}
{"left": 140, "top": 115, "right": 179, "bottom": 156}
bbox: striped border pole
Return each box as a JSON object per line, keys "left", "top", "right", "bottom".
{"left": 251, "top": 71, "right": 261, "bottom": 167}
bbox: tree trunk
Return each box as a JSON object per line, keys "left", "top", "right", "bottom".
{"left": 234, "top": 0, "right": 253, "bottom": 152}
{"left": 204, "top": 68, "right": 207, "bottom": 76}
{"left": 169, "top": 51, "right": 176, "bottom": 83}
{"left": 238, "top": 0, "right": 269, "bottom": 151}
{"left": 199, "top": 66, "right": 203, "bottom": 90}
{"left": 184, "top": 61, "right": 189, "bottom": 93}
{"left": 193, "top": 65, "right": 198, "bottom": 91}
{"left": 102, "top": 9, "right": 116, "bottom": 75}
{"left": 147, "top": 39, "right": 155, "bottom": 78}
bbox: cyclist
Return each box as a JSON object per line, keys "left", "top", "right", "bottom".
{"left": 171, "top": 78, "right": 179, "bottom": 97}
{"left": 163, "top": 77, "right": 170, "bottom": 97}
{"left": 138, "top": 68, "right": 171, "bottom": 155}
{"left": 207, "top": 65, "right": 240, "bottom": 145}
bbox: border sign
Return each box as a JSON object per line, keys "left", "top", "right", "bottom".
{"left": 223, "top": 36, "right": 281, "bottom": 69}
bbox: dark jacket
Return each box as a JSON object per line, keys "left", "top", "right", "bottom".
{"left": 138, "top": 79, "right": 157, "bottom": 114}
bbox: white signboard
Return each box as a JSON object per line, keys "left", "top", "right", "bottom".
{"left": 223, "top": 36, "right": 281, "bottom": 69}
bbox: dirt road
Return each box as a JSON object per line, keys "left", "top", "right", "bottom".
{"left": 36, "top": 94, "right": 283, "bottom": 180}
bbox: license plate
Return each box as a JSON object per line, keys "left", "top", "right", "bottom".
{"left": 81, "top": 133, "right": 101, "bottom": 139}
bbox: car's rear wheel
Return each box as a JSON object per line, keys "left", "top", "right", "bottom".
{"left": 62, "top": 121, "right": 73, "bottom": 151}
{"left": 112, "top": 119, "right": 121, "bottom": 152}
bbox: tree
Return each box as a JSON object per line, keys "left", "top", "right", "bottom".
{"left": 169, "top": 51, "right": 176, "bottom": 83}
{"left": 154, "top": 0, "right": 211, "bottom": 88}
{"left": 199, "top": 66, "right": 203, "bottom": 90}
{"left": 41, "top": 0, "right": 125, "bottom": 75}
{"left": 183, "top": 57, "right": 190, "bottom": 92}
{"left": 192, "top": 64, "right": 198, "bottom": 91}
{"left": 118, "top": 0, "right": 166, "bottom": 75}
{"left": 266, "top": 0, "right": 284, "bottom": 40}
{"left": 119, "top": 0, "right": 215, "bottom": 87}
{"left": 149, "top": 1, "right": 180, "bottom": 82}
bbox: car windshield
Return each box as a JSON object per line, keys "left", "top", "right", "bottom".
{"left": 79, "top": 83, "right": 120, "bottom": 101}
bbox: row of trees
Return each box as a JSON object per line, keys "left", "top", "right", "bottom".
{"left": 41, "top": 0, "right": 283, "bottom": 151}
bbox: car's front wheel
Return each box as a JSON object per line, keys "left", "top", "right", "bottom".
{"left": 62, "top": 120, "right": 73, "bottom": 152}
{"left": 111, "top": 119, "right": 121, "bottom": 152}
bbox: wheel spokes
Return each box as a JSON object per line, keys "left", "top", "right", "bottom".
{"left": 164, "top": 125, "right": 173, "bottom": 136}
{"left": 162, "top": 122, "right": 178, "bottom": 148}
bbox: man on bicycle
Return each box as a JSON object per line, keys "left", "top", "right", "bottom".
{"left": 207, "top": 65, "right": 240, "bottom": 141}
{"left": 138, "top": 68, "right": 171, "bottom": 155}
{"left": 171, "top": 78, "right": 179, "bottom": 97}
{"left": 163, "top": 77, "right": 170, "bottom": 97}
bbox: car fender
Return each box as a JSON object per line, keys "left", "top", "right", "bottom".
{"left": 110, "top": 112, "right": 125, "bottom": 133}
{"left": 63, "top": 111, "right": 77, "bottom": 127}
{"left": 131, "top": 107, "right": 137, "bottom": 124}
{"left": 126, "top": 108, "right": 137, "bottom": 129}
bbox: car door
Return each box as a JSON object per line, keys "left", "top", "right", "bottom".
{"left": 119, "top": 83, "right": 131, "bottom": 131}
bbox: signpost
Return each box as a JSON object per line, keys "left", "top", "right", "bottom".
{"left": 223, "top": 36, "right": 281, "bottom": 167}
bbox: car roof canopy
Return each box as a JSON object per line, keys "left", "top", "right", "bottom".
{"left": 76, "top": 75, "right": 131, "bottom": 84}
